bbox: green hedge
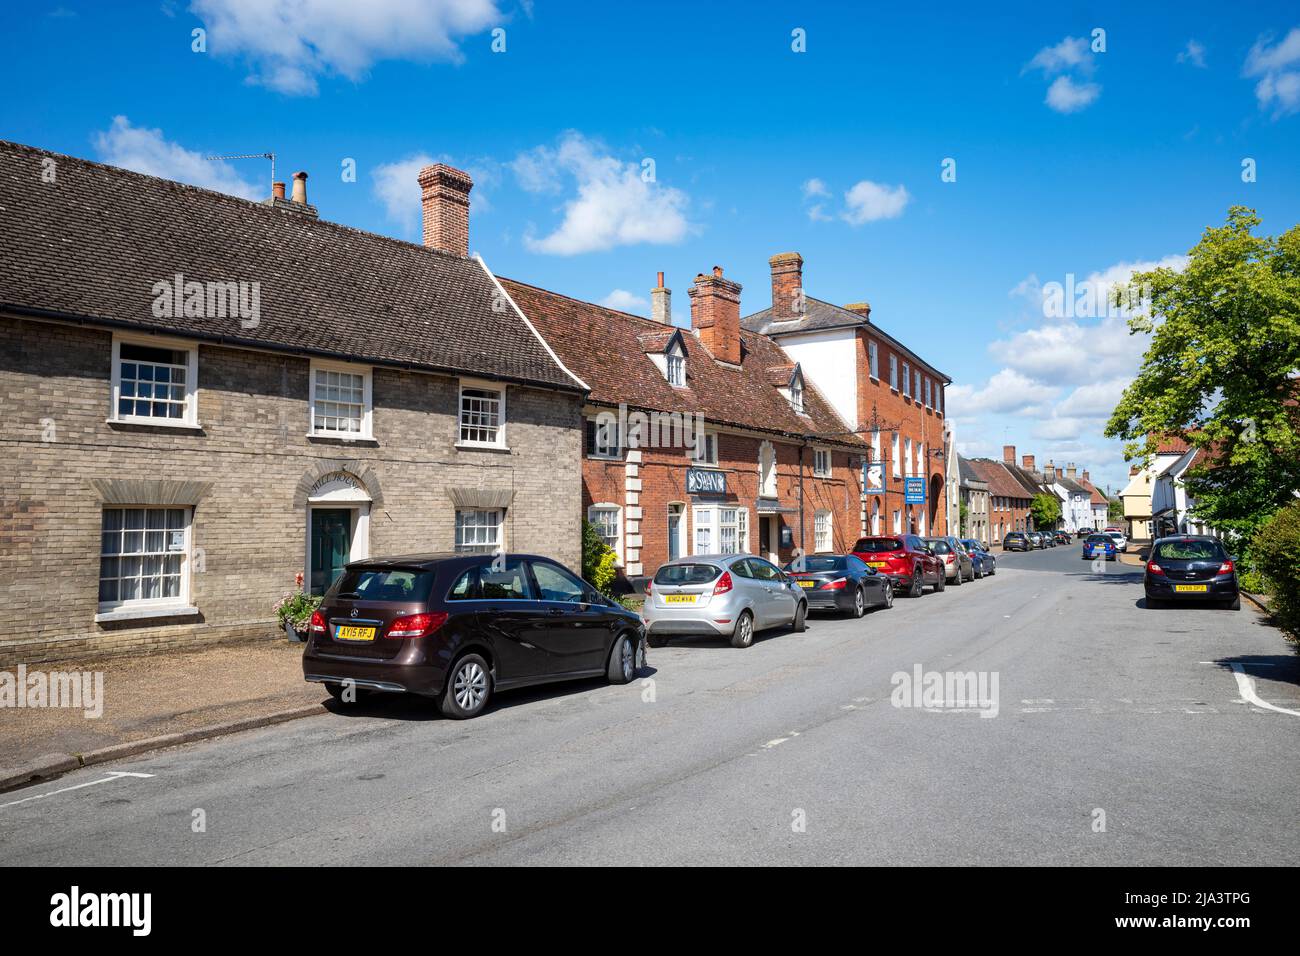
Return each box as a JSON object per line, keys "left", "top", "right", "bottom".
{"left": 1250, "top": 500, "right": 1300, "bottom": 639}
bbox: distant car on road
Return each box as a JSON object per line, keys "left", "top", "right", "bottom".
{"left": 644, "top": 554, "right": 807, "bottom": 649}
{"left": 851, "top": 535, "right": 945, "bottom": 598}
{"left": 1003, "top": 531, "right": 1032, "bottom": 552}
{"left": 1053, "top": 531, "right": 1071, "bottom": 545}
{"left": 784, "top": 554, "right": 893, "bottom": 617}
{"left": 1144, "top": 535, "right": 1240, "bottom": 610}
{"left": 1025, "top": 531, "right": 1044, "bottom": 549}
{"left": 924, "top": 536, "right": 974, "bottom": 585}
{"left": 1082, "top": 533, "right": 1117, "bottom": 561}
{"left": 960, "top": 539, "right": 997, "bottom": 577}
{"left": 302, "top": 553, "right": 645, "bottom": 719}
{"left": 1104, "top": 530, "right": 1129, "bottom": 552}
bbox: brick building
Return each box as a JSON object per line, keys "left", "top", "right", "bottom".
{"left": 503, "top": 268, "right": 867, "bottom": 580}
{"left": 957, "top": 455, "right": 990, "bottom": 545}
{"left": 965, "top": 449, "right": 1036, "bottom": 542}
{"left": 742, "top": 253, "right": 952, "bottom": 539}
{"left": 0, "top": 141, "right": 585, "bottom": 663}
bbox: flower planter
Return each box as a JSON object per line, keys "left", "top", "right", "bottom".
{"left": 284, "top": 620, "right": 307, "bottom": 643}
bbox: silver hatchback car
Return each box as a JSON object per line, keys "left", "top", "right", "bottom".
{"left": 643, "top": 553, "right": 808, "bottom": 649}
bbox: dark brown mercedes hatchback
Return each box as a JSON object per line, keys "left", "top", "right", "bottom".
{"left": 302, "top": 553, "right": 645, "bottom": 719}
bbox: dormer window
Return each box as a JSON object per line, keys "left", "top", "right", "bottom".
{"left": 666, "top": 350, "right": 686, "bottom": 387}
{"left": 789, "top": 374, "right": 804, "bottom": 414}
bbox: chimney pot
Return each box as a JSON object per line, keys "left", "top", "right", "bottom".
{"left": 656, "top": 271, "right": 664, "bottom": 288}
{"left": 1002, "top": 445, "right": 1016, "bottom": 465}
{"left": 769, "top": 252, "right": 804, "bottom": 321}
{"left": 418, "top": 162, "right": 474, "bottom": 257}
{"left": 291, "top": 171, "right": 308, "bottom": 205}
{"left": 690, "top": 266, "right": 743, "bottom": 364}
{"left": 272, "top": 181, "right": 286, "bottom": 200}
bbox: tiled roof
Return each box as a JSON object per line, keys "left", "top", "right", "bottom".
{"left": 742, "top": 296, "right": 951, "bottom": 382}
{"left": 967, "top": 459, "right": 1035, "bottom": 499}
{"left": 957, "top": 455, "right": 988, "bottom": 487}
{"left": 1155, "top": 436, "right": 1192, "bottom": 455}
{"left": 1057, "top": 475, "right": 1090, "bottom": 496}
{"left": 499, "top": 278, "right": 864, "bottom": 447}
{"left": 0, "top": 140, "right": 583, "bottom": 392}
{"left": 1077, "top": 476, "right": 1110, "bottom": 505}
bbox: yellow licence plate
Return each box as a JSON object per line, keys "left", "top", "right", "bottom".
{"left": 336, "top": 625, "right": 376, "bottom": 641}
{"left": 798, "top": 580, "right": 816, "bottom": 588}
{"left": 1174, "top": 585, "right": 1208, "bottom": 593}
{"left": 868, "top": 561, "right": 887, "bottom": 568}
{"left": 664, "top": 594, "right": 696, "bottom": 604}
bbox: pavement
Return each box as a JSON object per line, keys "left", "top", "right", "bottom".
{"left": 2, "top": 545, "right": 1297, "bottom": 865}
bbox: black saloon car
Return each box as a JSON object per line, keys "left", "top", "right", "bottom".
{"left": 1003, "top": 532, "right": 1031, "bottom": 552}
{"left": 302, "top": 553, "right": 646, "bottom": 718}
{"left": 784, "top": 554, "right": 894, "bottom": 616}
{"left": 1143, "top": 536, "right": 1241, "bottom": 610}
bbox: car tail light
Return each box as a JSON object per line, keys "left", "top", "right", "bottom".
{"left": 1147, "top": 562, "right": 1164, "bottom": 576}
{"left": 822, "top": 577, "right": 847, "bottom": 590}
{"left": 944, "top": 555, "right": 955, "bottom": 565}
{"left": 1218, "top": 560, "right": 1235, "bottom": 575}
{"left": 385, "top": 612, "right": 449, "bottom": 639}
{"left": 713, "top": 571, "right": 733, "bottom": 596}
{"left": 309, "top": 610, "right": 326, "bottom": 633}
{"left": 644, "top": 581, "right": 652, "bottom": 595}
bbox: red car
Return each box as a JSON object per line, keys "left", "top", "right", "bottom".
{"left": 851, "top": 535, "right": 945, "bottom": 598}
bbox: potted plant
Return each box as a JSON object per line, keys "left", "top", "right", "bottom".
{"left": 275, "top": 572, "right": 321, "bottom": 642}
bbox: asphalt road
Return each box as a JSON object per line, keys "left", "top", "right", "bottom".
{"left": 4, "top": 544, "right": 1298, "bottom": 866}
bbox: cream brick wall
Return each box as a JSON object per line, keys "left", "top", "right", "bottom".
{"left": 0, "top": 317, "right": 582, "bottom": 663}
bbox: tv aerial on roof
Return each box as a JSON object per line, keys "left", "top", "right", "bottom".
{"left": 203, "top": 152, "right": 276, "bottom": 193}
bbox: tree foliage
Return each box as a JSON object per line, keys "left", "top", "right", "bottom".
{"left": 1105, "top": 207, "right": 1300, "bottom": 543}
{"left": 581, "top": 520, "right": 618, "bottom": 598}
{"left": 1250, "top": 501, "right": 1300, "bottom": 639}
{"left": 1030, "top": 493, "right": 1061, "bottom": 529}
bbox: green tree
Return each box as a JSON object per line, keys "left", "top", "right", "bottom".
{"left": 581, "top": 519, "right": 618, "bottom": 599}
{"left": 1250, "top": 501, "right": 1300, "bottom": 637}
{"left": 1030, "top": 493, "right": 1061, "bottom": 529}
{"left": 958, "top": 499, "right": 970, "bottom": 536}
{"left": 1105, "top": 207, "right": 1300, "bottom": 544}
{"left": 1107, "top": 498, "right": 1124, "bottom": 523}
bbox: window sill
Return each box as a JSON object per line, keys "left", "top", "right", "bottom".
{"left": 106, "top": 417, "right": 202, "bottom": 431}
{"left": 95, "top": 603, "right": 200, "bottom": 624}
{"left": 307, "top": 433, "right": 377, "bottom": 446}
{"left": 455, "top": 442, "right": 511, "bottom": 454}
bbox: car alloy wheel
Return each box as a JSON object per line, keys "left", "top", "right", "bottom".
{"left": 909, "top": 572, "right": 922, "bottom": 598}
{"left": 454, "top": 660, "right": 488, "bottom": 711}
{"left": 731, "top": 610, "right": 755, "bottom": 648}
{"left": 621, "top": 635, "right": 635, "bottom": 679}
{"left": 854, "top": 588, "right": 866, "bottom": 617}
{"left": 882, "top": 582, "right": 893, "bottom": 608}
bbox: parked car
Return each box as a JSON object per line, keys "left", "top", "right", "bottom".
{"left": 1054, "top": 531, "right": 1071, "bottom": 545}
{"left": 1104, "top": 530, "right": 1129, "bottom": 553}
{"left": 644, "top": 553, "right": 807, "bottom": 648}
{"left": 1082, "top": 533, "right": 1117, "bottom": 561}
{"left": 302, "top": 553, "right": 645, "bottom": 719}
{"left": 1144, "top": 536, "right": 1240, "bottom": 610}
{"left": 784, "top": 554, "right": 893, "bottom": 617}
{"left": 1025, "top": 531, "right": 1043, "bottom": 549}
{"left": 1003, "top": 531, "right": 1032, "bottom": 552}
{"left": 1041, "top": 532, "right": 1057, "bottom": 548}
{"left": 960, "top": 539, "right": 997, "bottom": 577}
{"left": 924, "top": 536, "right": 974, "bottom": 585}
{"left": 851, "top": 535, "right": 945, "bottom": 597}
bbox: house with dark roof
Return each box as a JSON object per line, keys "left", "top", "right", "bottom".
{"left": 742, "top": 252, "right": 953, "bottom": 539}
{"left": 0, "top": 139, "right": 587, "bottom": 662}
{"left": 965, "top": 455, "right": 1036, "bottom": 542}
{"left": 502, "top": 267, "right": 867, "bottom": 579}
{"left": 956, "top": 455, "right": 991, "bottom": 545}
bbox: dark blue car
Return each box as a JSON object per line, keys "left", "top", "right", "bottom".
{"left": 1082, "top": 533, "right": 1116, "bottom": 561}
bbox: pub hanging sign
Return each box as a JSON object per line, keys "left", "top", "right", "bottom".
{"left": 686, "top": 468, "right": 726, "bottom": 495}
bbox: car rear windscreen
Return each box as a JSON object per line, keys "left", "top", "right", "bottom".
{"left": 790, "top": 556, "right": 845, "bottom": 573}
{"left": 1086, "top": 535, "right": 1111, "bottom": 544}
{"left": 654, "top": 563, "right": 722, "bottom": 585}
{"left": 853, "top": 538, "right": 903, "bottom": 553}
{"left": 330, "top": 567, "right": 436, "bottom": 602}
{"left": 1153, "top": 540, "right": 1226, "bottom": 561}
{"left": 928, "top": 540, "right": 951, "bottom": 553}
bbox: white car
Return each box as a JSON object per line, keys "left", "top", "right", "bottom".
{"left": 1104, "top": 530, "right": 1128, "bottom": 552}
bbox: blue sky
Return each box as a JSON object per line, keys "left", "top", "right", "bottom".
{"left": 3, "top": 1, "right": 1299, "bottom": 492}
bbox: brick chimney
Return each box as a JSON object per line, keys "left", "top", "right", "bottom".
{"left": 1003, "top": 445, "right": 1016, "bottom": 466}
{"left": 1066, "top": 463, "right": 1077, "bottom": 478}
{"left": 690, "top": 266, "right": 743, "bottom": 365}
{"left": 418, "top": 163, "right": 473, "bottom": 257}
{"left": 651, "top": 272, "right": 671, "bottom": 325}
{"left": 769, "top": 252, "right": 804, "bottom": 321}
{"left": 1022, "top": 454, "right": 1036, "bottom": 471}
{"left": 844, "top": 302, "right": 871, "bottom": 321}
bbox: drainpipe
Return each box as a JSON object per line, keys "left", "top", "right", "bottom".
{"left": 798, "top": 440, "right": 807, "bottom": 554}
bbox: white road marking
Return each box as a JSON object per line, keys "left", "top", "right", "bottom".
{"left": 0, "top": 771, "right": 154, "bottom": 810}
{"left": 1229, "top": 664, "right": 1300, "bottom": 718}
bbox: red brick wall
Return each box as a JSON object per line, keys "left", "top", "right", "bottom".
{"left": 853, "top": 331, "right": 949, "bottom": 536}
{"left": 581, "top": 423, "right": 862, "bottom": 577}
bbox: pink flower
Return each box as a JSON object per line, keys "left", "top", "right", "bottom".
{"left": 295, "top": 571, "right": 305, "bottom": 589}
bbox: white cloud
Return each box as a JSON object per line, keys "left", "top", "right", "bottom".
{"left": 190, "top": 0, "right": 502, "bottom": 96}
{"left": 1177, "top": 39, "right": 1207, "bottom": 68}
{"left": 514, "top": 133, "right": 692, "bottom": 256}
{"left": 1045, "top": 75, "right": 1101, "bottom": 113}
{"left": 801, "top": 177, "right": 832, "bottom": 221}
{"left": 947, "top": 369, "right": 1058, "bottom": 419}
{"left": 599, "top": 289, "right": 649, "bottom": 314}
{"left": 372, "top": 152, "right": 496, "bottom": 235}
{"left": 1031, "top": 417, "right": 1087, "bottom": 441}
{"left": 1025, "top": 36, "right": 1093, "bottom": 76}
{"left": 801, "top": 177, "right": 829, "bottom": 199}
{"left": 840, "top": 180, "right": 910, "bottom": 225}
{"left": 93, "top": 115, "right": 260, "bottom": 199}
{"left": 1245, "top": 28, "right": 1300, "bottom": 117}
{"left": 1056, "top": 378, "right": 1132, "bottom": 418}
